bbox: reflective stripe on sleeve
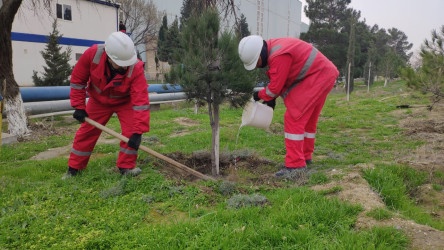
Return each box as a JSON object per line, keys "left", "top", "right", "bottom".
{"left": 91, "top": 83, "right": 102, "bottom": 94}
{"left": 304, "top": 132, "right": 316, "bottom": 139}
{"left": 71, "top": 83, "right": 86, "bottom": 89}
{"left": 120, "top": 147, "right": 138, "bottom": 155}
{"left": 93, "top": 44, "right": 105, "bottom": 64}
{"left": 127, "top": 65, "right": 135, "bottom": 78}
{"left": 269, "top": 45, "right": 282, "bottom": 57}
{"left": 71, "top": 148, "right": 92, "bottom": 156}
{"left": 133, "top": 105, "right": 150, "bottom": 111}
{"left": 265, "top": 87, "right": 278, "bottom": 98}
{"left": 284, "top": 133, "right": 305, "bottom": 141}
{"left": 282, "top": 47, "right": 318, "bottom": 99}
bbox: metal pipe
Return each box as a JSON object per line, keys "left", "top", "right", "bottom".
{"left": 20, "top": 84, "right": 184, "bottom": 102}
{"left": 3, "top": 92, "right": 187, "bottom": 117}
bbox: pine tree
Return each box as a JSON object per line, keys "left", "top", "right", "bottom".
{"left": 401, "top": 26, "right": 444, "bottom": 109}
{"left": 156, "top": 15, "right": 169, "bottom": 62}
{"left": 167, "top": 8, "right": 256, "bottom": 175}
{"left": 32, "top": 19, "right": 72, "bottom": 86}
{"left": 236, "top": 13, "right": 250, "bottom": 38}
{"left": 166, "top": 16, "right": 181, "bottom": 65}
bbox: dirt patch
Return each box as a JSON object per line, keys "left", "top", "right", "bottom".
{"left": 311, "top": 164, "right": 444, "bottom": 250}
{"left": 25, "top": 118, "right": 77, "bottom": 142}
{"left": 145, "top": 149, "right": 293, "bottom": 187}
{"left": 174, "top": 117, "right": 200, "bottom": 127}
{"left": 396, "top": 103, "right": 444, "bottom": 181}
{"left": 27, "top": 116, "right": 121, "bottom": 160}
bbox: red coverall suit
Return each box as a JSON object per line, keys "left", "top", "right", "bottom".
{"left": 69, "top": 44, "right": 150, "bottom": 170}
{"left": 258, "top": 38, "right": 339, "bottom": 168}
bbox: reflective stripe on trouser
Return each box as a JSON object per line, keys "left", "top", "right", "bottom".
{"left": 284, "top": 86, "right": 332, "bottom": 168}
{"left": 68, "top": 99, "right": 138, "bottom": 169}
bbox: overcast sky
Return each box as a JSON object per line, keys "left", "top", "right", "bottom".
{"left": 300, "top": 0, "right": 444, "bottom": 55}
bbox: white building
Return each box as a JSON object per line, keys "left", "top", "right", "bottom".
{"left": 12, "top": 0, "right": 120, "bottom": 86}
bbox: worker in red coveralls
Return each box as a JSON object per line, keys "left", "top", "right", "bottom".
{"left": 238, "top": 35, "right": 339, "bottom": 177}
{"left": 119, "top": 21, "right": 126, "bottom": 33}
{"left": 64, "top": 31, "right": 150, "bottom": 179}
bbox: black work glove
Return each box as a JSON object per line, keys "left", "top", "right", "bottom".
{"left": 73, "top": 109, "right": 88, "bottom": 123}
{"left": 127, "top": 133, "right": 142, "bottom": 150}
{"left": 263, "top": 99, "right": 276, "bottom": 110}
{"left": 253, "top": 91, "right": 260, "bottom": 101}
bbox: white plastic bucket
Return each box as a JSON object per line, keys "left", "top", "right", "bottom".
{"left": 241, "top": 100, "right": 274, "bottom": 129}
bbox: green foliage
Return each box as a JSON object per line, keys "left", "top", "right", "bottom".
{"left": 302, "top": 0, "right": 412, "bottom": 82}
{"left": 169, "top": 9, "right": 255, "bottom": 108}
{"left": 366, "top": 207, "right": 392, "bottom": 221}
{"left": 236, "top": 13, "right": 251, "bottom": 38}
{"left": 308, "top": 172, "right": 329, "bottom": 185}
{"left": 165, "top": 17, "right": 181, "bottom": 65}
{"left": 226, "top": 193, "right": 269, "bottom": 209}
{"left": 301, "top": 0, "right": 352, "bottom": 74}
{"left": 401, "top": 26, "right": 444, "bottom": 108}
{"left": 32, "top": 19, "right": 72, "bottom": 86}
{"left": 179, "top": 0, "right": 206, "bottom": 28}
{"left": 317, "top": 186, "right": 343, "bottom": 195}
{"left": 156, "top": 15, "right": 169, "bottom": 62}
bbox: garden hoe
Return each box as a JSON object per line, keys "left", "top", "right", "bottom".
{"left": 85, "top": 117, "right": 215, "bottom": 181}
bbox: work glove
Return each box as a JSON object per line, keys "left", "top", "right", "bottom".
{"left": 73, "top": 109, "right": 88, "bottom": 123}
{"left": 253, "top": 91, "right": 260, "bottom": 101}
{"left": 127, "top": 133, "right": 142, "bottom": 150}
{"left": 263, "top": 99, "right": 276, "bottom": 110}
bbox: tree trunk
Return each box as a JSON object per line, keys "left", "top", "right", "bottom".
{"left": 207, "top": 90, "right": 220, "bottom": 176}
{"left": 210, "top": 103, "right": 220, "bottom": 176}
{"left": 5, "top": 94, "right": 29, "bottom": 136}
{"left": 0, "top": 0, "right": 30, "bottom": 137}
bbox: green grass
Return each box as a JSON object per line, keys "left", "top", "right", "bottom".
{"left": 0, "top": 80, "right": 442, "bottom": 248}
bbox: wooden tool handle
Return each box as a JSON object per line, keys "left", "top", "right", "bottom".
{"left": 85, "top": 117, "right": 215, "bottom": 181}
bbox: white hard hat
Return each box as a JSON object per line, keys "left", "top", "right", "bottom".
{"left": 238, "top": 35, "right": 263, "bottom": 70}
{"left": 105, "top": 32, "right": 137, "bottom": 67}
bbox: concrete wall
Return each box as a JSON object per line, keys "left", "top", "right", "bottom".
{"left": 12, "top": 0, "right": 119, "bottom": 86}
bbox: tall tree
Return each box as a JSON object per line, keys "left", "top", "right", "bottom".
{"left": 401, "top": 26, "right": 444, "bottom": 109}
{"left": 32, "top": 19, "right": 72, "bottom": 86}
{"left": 364, "top": 41, "right": 377, "bottom": 87}
{"left": 301, "top": 0, "right": 352, "bottom": 76}
{"left": 165, "top": 16, "right": 180, "bottom": 65}
{"left": 156, "top": 15, "right": 169, "bottom": 62}
{"left": 167, "top": 8, "right": 255, "bottom": 175}
{"left": 387, "top": 28, "right": 413, "bottom": 62}
{"left": 236, "top": 13, "right": 250, "bottom": 38}
{"left": 379, "top": 49, "right": 401, "bottom": 87}
{"left": 345, "top": 16, "right": 356, "bottom": 94}
{"left": 0, "top": 0, "right": 36, "bottom": 137}
{"left": 117, "top": 0, "right": 160, "bottom": 56}
{"left": 180, "top": 0, "right": 240, "bottom": 30}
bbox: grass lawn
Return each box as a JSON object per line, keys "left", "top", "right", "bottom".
{"left": 1, "top": 80, "right": 443, "bottom": 249}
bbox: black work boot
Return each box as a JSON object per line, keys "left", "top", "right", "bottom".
{"left": 119, "top": 167, "right": 142, "bottom": 176}
{"left": 62, "top": 166, "right": 79, "bottom": 180}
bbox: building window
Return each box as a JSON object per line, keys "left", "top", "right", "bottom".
{"left": 56, "top": 4, "right": 72, "bottom": 21}
{"left": 76, "top": 53, "right": 83, "bottom": 61}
